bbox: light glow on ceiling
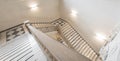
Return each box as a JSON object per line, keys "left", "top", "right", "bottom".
{"left": 95, "top": 33, "right": 107, "bottom": 41}
{"left": 30, "top": 3, "right": 38, "bottom": 10}
{"left": 71, "top": 10, "right": 77, "bottom": 17}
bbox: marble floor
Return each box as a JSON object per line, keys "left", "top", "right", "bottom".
{"left": 0, "top": 33, "right": 47, "bottom": 61}
{"left": 0, "top": 25, "right": 26, "bottom": 46}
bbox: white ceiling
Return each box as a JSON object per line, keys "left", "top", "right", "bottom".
{"left": 0, "top": 0, "right": 60, "bottom": 31}
{"left": 60, "top": 0, "right": 120, "bottom": 52}
{"left": 1, "top": 0, "right": 120, "bottom": 53}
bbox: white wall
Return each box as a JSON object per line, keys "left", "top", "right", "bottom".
{"left": 60, "top": 0, "right": 120, "bottom": 52}
{"left": 0, "top": 0, "right": 60, "bottom": 31}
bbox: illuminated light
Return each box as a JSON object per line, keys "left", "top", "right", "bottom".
{"left": 71, "top": 10, "right": 78, "bottom": 17}
{"left": 30, "top": 4, "right": 38, "bottom": 10}
{"left": 95, "top": 33, "right": 107, "bottom": 41}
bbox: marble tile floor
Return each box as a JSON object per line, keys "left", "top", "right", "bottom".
{"left": 0, "top": 25, "right": 26, "bottom": 46}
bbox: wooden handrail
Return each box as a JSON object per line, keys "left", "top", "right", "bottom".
{"left": 27, "top": 24, "right": 90, "bottom": 61}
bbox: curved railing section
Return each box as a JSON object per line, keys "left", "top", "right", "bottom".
{"left": 28, "top": 18, "right": 100, "bottom": 61}
{"left": 26, "top": 24, "right": 90, "bottom": 61}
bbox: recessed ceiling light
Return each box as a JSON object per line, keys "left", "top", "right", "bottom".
{"left": 71, "top": 10, "right": 77, "bottom": 17}
{"left": 30, "top": 4, "right": 38, "bottom": 10}
{"left": 95, "top": 33, "right": 107, "bottom": 41}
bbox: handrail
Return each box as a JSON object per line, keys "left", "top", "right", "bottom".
{"left": 28, "top": 18, "right": 100, "bottom": 61}
{"left": 104, "top": 24, "right": 120, "bottom": 46}
{"left": 26, "top": 24, "right": 90, "bottom": 61}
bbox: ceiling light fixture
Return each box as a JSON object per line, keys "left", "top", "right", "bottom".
{"left": 95, "top": 33, "right": 107, "bottom": 41}
{"left": 71, "top": 10, "right": 77, "bottom": 17}
{"left": 30, "top": 4, "right": 38, "bottom": 10}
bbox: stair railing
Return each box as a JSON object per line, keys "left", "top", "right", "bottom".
{"left": 51, "top": 18, "right": 100, "bottom": 61}
{"left": 26, "top": 23, "right": 90, "bottom": 61}
{"left": 27, "top": 18, "right": 101, "bottom": 61}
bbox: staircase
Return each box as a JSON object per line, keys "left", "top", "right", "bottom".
{"left": 0, "top": 18, "right": 100, "bottom": 61}
{"left": 30, "top": 18, "right": 100, "bottom": 61}
{"left": 0, "top": 33, "right": 47, "bottom": 61}
{"left": 27, "top": 24, "right": 90, "bottom": 61}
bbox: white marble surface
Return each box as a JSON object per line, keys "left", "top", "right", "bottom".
{"left": 100, "top": 32, "right": 120, "bottom": 61}
{"left": 0, "top": 33, "right": 47, "bottom": 61}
